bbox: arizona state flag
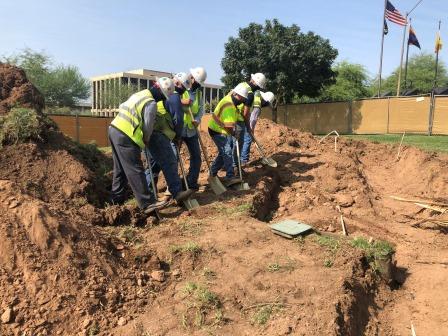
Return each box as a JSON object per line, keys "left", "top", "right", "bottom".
{"left": 408, "top": 26, "right": 421, "bottom": 49}
{"left": 435, "top": 31, "right": 443, "bottom": 53}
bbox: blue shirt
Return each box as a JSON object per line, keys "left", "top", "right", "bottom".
{"left": 165, "top": 93, "right": 184, "bottom": 139}
{"left": 182, "top": 88, "right": 204, "bottom": 138}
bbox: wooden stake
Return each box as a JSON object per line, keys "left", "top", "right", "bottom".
{"left": 390, "top": 195, "right": 448, "bottom": 207}
{"left": 336, "top": 205, "right": 348, "bottom": 236}
{"left": 396, "top": 132, "right": 406, "bottom": 160}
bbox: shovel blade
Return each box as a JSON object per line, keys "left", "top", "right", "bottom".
{"left": 183, "top": 198, "right": 200, "bottom": 210}
{"left": 234, "top": 182, "right": 250, "bottom": 191}
{"left": 262, "top": 157, "right": 278, "bottom": 168}
{"left": 208, "top": 176, "right": 227, "bottom": 195}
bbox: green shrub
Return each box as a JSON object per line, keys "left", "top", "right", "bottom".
{"left": 0, "top": 108, "right": 41, "bottom": 146}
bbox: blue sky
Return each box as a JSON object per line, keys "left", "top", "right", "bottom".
{"left": 1, "top": 0, "right": 447, "bottom": 85}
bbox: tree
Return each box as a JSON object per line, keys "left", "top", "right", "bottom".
{"left": 221, "top": 19, "right": 338, "bottom": 105}
{"left": 3, "top": 49, "right": 90, "bottom": 107}
{"left": 318, "top": 61, "right": 372, "bottom": 102}
{"left": 380, "top": 52, "right": 448, "bottom": 94}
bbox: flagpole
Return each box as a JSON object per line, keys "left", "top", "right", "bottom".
{"left": 403, "top": 18, "right": 412, "bottom": 90}
{"left": 434, "top": 20, "right": 442, "bottom": 89}
{"left": 396, "top": 15, "right": 408, "bottom": 96}
{"left": 377, "top": 0, "right": 388, "bottom": 97}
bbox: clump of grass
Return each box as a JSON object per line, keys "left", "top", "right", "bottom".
{"left": 181, "top": 282, "right": 223, "bottom": 328}
{"left": 212, "top": 202, "right": 252, "bottom": 216}
{"left": 124, "top": 198, "right": 138, "bottom": 207}
{"left": 0, "top": 108, "right": 44, "bottom": 147}
{"left": 202, "top": 267, "right": 217, "bottom": 280}
{"left": 315, "top": 235, "right": 341, "bottom": 253}
{"left": 351, "top": 237, "right": 395, "bottom": 272}
{"left": 251, "top": 304, "right": 281, "bottom": 326}
{"left": 170, "top": 242, "right": 202, "bottom": 257}
{"left": 88, "top": 321, "right": 100, "bottom": 336}
{"left": 72, "top": 196, "right": 88, "bottom": 207}
{"left": 179, "top": 220, "right": 202, "bottom": 236}
{"left": 119, "top": 226, "right": 143, "bottom": 245}
{"left": 266, "top": 257, "right": 296, "bottom": 273}
{"left": 323, "top": 259, "right": 333, "bottom": 268}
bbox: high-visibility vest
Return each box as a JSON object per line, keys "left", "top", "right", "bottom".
{"left": 182, "top": 89, "right": 202, "bottom": 129}
{"left": 208, "top": 94, "right": 237, "bottom": 135}
{"left": 236, "top": 82, "right": 254, "bottom": 121}
{"left": 111, "top": 89, "right": 154, "bottom": 149}
{"left": 154, "top": 100, "right": 176, "bottom": 140}
{"left": 237, "top": 89, "right": 261, "bottom": 119}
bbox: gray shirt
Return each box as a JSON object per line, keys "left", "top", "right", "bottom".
{"left": 141, "top": 100, "right": 157, "bottom": 146}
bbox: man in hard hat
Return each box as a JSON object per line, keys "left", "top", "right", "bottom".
{"left": 108, "top": 77, "right": 175, "bottom": 214}
{"left": 145, "top": 74, "right": 194, "bottom": 204}
{"left": 208, "top": 83, "right": 249, "bottom": 185}
{"left": 233, "top": 73, "right": 267, "bottom": 168}
{"left": 240, "top": 91, "right": 275, "bottom": 165}
{"left": 176, "top": 67, "right": 207, "bottom": 191}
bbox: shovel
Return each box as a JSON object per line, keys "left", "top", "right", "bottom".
{"left": 233, "top": 137, "right": 250, "bottom": 191}
{"left": 175, "top": 146, "right": 200, "bottom": 210}
{"left": 144, "top": 150, "right": 161, "bottom": 220}
{"left": 248, "top": 130, "right": 277, "bottom": 168}
{"left": 187, "top": 108, "right": 226, "bottom": 195}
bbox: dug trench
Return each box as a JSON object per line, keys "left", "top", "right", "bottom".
{"left": 1, "top": 112, "right": 448, "bottom": 335}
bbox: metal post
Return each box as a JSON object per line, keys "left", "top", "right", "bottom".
{"left": 396, "top": 16, "right": 409, "bottom": 96}
{"left": 377, "top": 0, "right": 388, "bottom": 97}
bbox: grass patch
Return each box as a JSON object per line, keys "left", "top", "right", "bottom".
{"left": 119, "top": 226, "right": 143, "bottom": 245}
{"left": 202, "top": 267, "right": 217, "bottom": 280}
{"left": 266, "top": 257, "right": 296, "bottom": 273}
{"left": 179, "top": 220, "right": 202, "bottom": 236}
{"left": 124, "top": 198, "right": 138, "bottom": 207}
{"left": 351, "top": 237, "right": 394, "bottom": 259}
{"left": 251, "top": 304, "right": 282, "bottom": 326}
{"left": 212, "top": 202, "right": 253, "bottom": 217}
{"left": 181, "top": 282, "right": 223, "bottom": 328}
{"left": 99, "top": 146, "right": 112, "bottom": 155}
{"left": 170, "top": 242, "right": 202, "bottom": 257}
{"left": 315, "top": 235, "right": 341, "bottom": 253}
{"left": 0, "top": 108, "right": 46, "bottom": 147}
{"left": 344, "top": 134, "right": 448, "bottom": 153}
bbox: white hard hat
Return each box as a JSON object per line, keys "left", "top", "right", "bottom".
{"left": 260, "top": 91, "right": 275, "bottom": 105}
{"left": 190, "top": 67, "right": 207, "bottom": 85}
{"left": 232, "top": 83, "right": 249, "bottom": 99}
{"left": 250, "top": 73, "right": 267, "bottom": 89}
{"left": 173, "top": 72, "right": 192, "bottom": 90}
{"left": 157, "top": 77, "right": 175, "bottom": 99}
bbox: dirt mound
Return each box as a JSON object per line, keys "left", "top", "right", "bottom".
{"left": 0, "top": 63, "right": 45, "bottom": 115}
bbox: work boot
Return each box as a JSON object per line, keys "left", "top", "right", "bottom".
{"left": 143, "top": 199, "right": 169, "bottom": 214}
{"left": 222, "top": 177, "right": 241, "bottom": 187}
{"left": 174, "top": 189, "right": 195, "bottom": 204}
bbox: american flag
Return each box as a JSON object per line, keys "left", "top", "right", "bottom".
{"left": 385, "top": 1, "right": 407, "bottom": 26}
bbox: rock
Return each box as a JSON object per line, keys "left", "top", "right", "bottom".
{"left": 1, "top": 307, "right": 13, "bottom": 324}
{"left": 150, "top": 270, "right": 165, "bottom": 282}
{"left": 172, "top": 269, "right": 181, "bottom": 277}
{"left": 327, "top": 224, "right": 336, "bottom": 233}
{"left": 335, "top": 194, "right": 354, "bottom": 207}
{"left": 117, "top": 317, "right": 127, "bottom": 326}
{"left": 82, "top": 319, "right": 91, "bottom": 328}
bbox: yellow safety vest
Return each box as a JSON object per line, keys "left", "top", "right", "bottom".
{"left": 154, "top": 100, "right": 176, "bottom": 140}
{"left": 237, "top": 90, "right": 261, "bottom": 119}
{"left": 208, "top": 94, "right": 238, "bottom": 135}
{"left": 182, "top": 90, "right": 202, "bottom": 129}
{"left": 236, "top": 82, "right": 254, "bottom": 121}
{"left": 111, "top": 89, "right": 154, "bottom": 149}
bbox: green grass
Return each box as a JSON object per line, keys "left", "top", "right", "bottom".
{"left": 344, "top": 134, "right": 448, "bottom": 153}
{"left": 169, "top": 242, "right": 202, "bottom": 257}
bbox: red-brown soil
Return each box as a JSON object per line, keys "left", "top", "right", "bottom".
{"left": 0, "top": 63, "right": 45, "bottom": 115}
{"left": 1, "top": 117, "right": 447, "bottom": 335}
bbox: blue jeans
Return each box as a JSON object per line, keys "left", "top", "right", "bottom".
{"left": 210, "top": 131, "right": 235, "bottom": 178}
{"left": 146, "top": 131, "right": 182, "bottom": 198}
{"left": 175, "top": 135, "right": 201, "bottom": 189}
{"left": 240, "top": 129, "right": 253, "bottom": 164}
{"left": 233, "top": 121, "right": 246, "bottom": 167}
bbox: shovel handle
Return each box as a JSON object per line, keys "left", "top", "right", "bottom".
{"left": 248, "top": 129, "right": 268, "bottom": 158}
{"left": 144, "top": 149, "right": 159, "bottom": 201}
{"left": 187, "top": 108, "right": 213, "bottom": 172}
{"left": 175, "top": 146, "right": 190, "bottom": 190}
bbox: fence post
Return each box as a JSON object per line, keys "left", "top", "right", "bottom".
{"left": 284, "top": 104, "right": 288, "bottom": 126}
{"left": 75, "top": 111, "right": 80, "bottom": 143}
{"left": 348, "top": 101, "right": 353, "bottom": 134}
{"left": 386, "top": 97, "right": 390, "bottom": 134}
{"left": 428, "top": 93, "right": 435, "bottom": 135}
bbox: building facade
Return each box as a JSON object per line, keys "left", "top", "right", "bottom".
{"left": 90, "top": 69, "right": 224, "bottom": 116}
